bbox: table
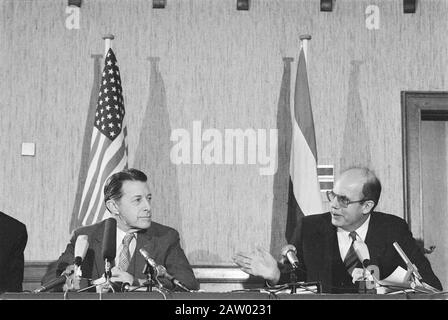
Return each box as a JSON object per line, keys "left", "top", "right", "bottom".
{"left": 1, "top": 291, "right": 446, "bottom": 300}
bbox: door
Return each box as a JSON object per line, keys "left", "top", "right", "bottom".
{"left": 402, "top": 91, "right": 448, "bottom": 290}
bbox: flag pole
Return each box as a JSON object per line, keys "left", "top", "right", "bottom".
{"left": 291, "top": 34, "right": 312, "bottom": 123}
{"left": 102, "top": 34, "right": 115, "bottom": 56}
{"left": 299, "top": 34, "right": 311, "bottom": 63}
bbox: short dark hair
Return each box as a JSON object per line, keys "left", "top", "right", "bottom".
{"left": 104, "top": 168, "right": 147, "bottom": 203}
{"left": 358, "top": 168, "right": 382, "bottom": 212}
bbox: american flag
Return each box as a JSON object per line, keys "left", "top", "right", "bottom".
{"left": 73, "top": 48, "right": 128, "bottom": 228}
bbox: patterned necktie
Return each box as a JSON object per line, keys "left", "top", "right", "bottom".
{"left": 343, "top": 231, "right": 359, "bottom": 276}
{"left": 118, "top": 233, "right": 134, "bottom": 272}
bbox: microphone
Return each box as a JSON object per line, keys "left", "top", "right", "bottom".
{"left": 34, "top": 269, "right": 74, "bottom": 293}
{"left": 139, "top": 248, "right": 157, "bottom": 268}
{"left": 101, "top": 218, "right": 117, "bottom": 281}
{"left": 353, "top": 240, "right": 371, "bottom": 268}
{"left": 65, "top": 235, "right": 90, "bottom": 290}
{"left": 281, "top": 244, "right": 300, "bottom": 269}
{"left": 392, "top": 242, "right": 441, "bottom": 293}
{"left": 35, "top": 236, "right": 90, "bottom": 293}
{"left": 121, "top": 282, "right": 131, "bottom": 292}
{"left": 139, "top": 248, "right": 190, "bottom": 291}
{"left": 154, "top": 264, "right": 191, "bottom": 292}
{"left": 102, "top": 218, "right": 117, "bottom": 262}
{"left": 393, "top": 242, "right": 422, "bottom": 281}
{"left": 74, "top": 235, "right": 89, "bottom": 267}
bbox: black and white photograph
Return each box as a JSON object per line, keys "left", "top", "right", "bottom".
{"left": 0, "top": 0, "right": 447, "bottom": 315}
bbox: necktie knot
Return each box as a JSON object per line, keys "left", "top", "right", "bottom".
{"left": 123, "top": 233, "right": 134, "bottom": 245}
{"left": 349, "top": 231, "right": 357, "bottom": 242}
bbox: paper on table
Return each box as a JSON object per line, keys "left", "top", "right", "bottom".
{"left": 376, "top": 266, "right": 411, "bottom": 294}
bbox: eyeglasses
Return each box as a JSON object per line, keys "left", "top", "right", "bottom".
{"left": 326, "top": 190, "right": 366, "bottom": 208}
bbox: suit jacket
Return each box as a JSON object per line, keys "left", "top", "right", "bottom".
{"left": 41, "top": 220, "right": 199, "bottom": 291}
{"left": 281, "top": 211, "right": 442, "bottom": 293}
{"left": 0, "top": 211, "right": 28, "bottom": 293}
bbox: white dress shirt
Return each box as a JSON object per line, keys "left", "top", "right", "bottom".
{"left": 336, "top": 214, "right": 371, "bottom": 261}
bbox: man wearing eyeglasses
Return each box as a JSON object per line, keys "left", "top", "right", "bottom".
{"left": 233, "top": 167, "right": 442, "bottom": 293}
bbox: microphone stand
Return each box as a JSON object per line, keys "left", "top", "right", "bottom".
{"left": 283, "top": 264, "right": 321, "bottom": 294}
{"left": 101, "top": 259, "right": 115, "bottom": 293}
{"left": 393, "top": 242, "right": 440, "bottom": 294}
{"left": 284, "top": 262, "right": 301, "bottom": 294}
{"left": 142, "top": 262, "right": 154, "bottom": 292}
{"left": 61, "top": 268, "right": 75, "bottom": 299}
{"left": 289, "top": 270, "right": 297, "bottom": 294}
{"left": 127, "top": 262, "right": 159, "bottom": 292}
{"left": 401, "top": 260, "right": 437, "bottom": 293}
{"left": 130, "top": 262, "right": 155, "bottom": 292}
{"left": 63, "top": 265, "right": 84, "bottom": 292}
{"left": 296, "top": 281, "right": 322, "bottom": 294}
{"left": 407, "top": 269, "right": 440, "bottom": 294}
{"left": 284, "top": 262, "right": 316, "bottom": 294}
{"left": 357, "top": 266, "right": 376, "bottom": 294}
{"left": 78, "top": 259, "right": 117, "bottom": 294}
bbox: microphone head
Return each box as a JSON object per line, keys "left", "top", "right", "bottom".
{"left": 139, "top": 248, "right": 157, "bottom": 267}
{"left": 281, "top": 244, "right": 297, "bottom": 257}
{"left": 353, "top": 240, "right": 370, "bottom": 267}
{"left": 74, "top": 235, "right": 89, "bottom": 265}
{"left": 139, "top": 247, "right": 149, "bottom": 259}
{"left": 121, "top": 282, "right": 131, "bottom": 292}
{"left": 101, "top": 218, "right": 117, "bottom": 261}
{"left": 281, "top": 244, "right": 300, "bottom": 269}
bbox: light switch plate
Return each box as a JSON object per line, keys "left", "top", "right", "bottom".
{"left": 21, "top": 142, "right": 35, "bottom": 156}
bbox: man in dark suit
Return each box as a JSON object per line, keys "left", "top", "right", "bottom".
{"left": 233, "top": 167, "right": 442, "bottom": 293}
{"left": 0, "top": 211, "right": 28, "bottom": 293}
{"left": 42, "top": 168, "right": 199, "bottom": 292}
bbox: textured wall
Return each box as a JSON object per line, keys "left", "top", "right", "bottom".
{"left": 1, "top": 0, "right": 448, "bottom": 263}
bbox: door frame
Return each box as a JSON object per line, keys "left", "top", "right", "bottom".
{"left": 401, "top": 91, "right": 448, "bottom": 242}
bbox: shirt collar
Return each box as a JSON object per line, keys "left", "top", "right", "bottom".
{"left": 337, "top": 214, "right": 371, "bottom": 241}
{"left": 116, "top": 226, "right": 137, "bottom": 243}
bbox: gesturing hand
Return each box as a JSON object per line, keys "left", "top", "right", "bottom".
{"left": 232, "top": 247, "right": 280, "bottom": 284}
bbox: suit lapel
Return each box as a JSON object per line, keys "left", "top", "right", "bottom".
{"left": 312, "top": 214, "right": 335, "bottom": 291}
{"left": 365, "top": 212, "right": 385, "bottom": 267}
{"left": 323, "top": 223, "right": 337, "bottom": 288}
{"left": 129, "top": 224, "right": 155, "bottom": 279}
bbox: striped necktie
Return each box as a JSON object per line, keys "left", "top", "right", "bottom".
{"left": 118, "top": 233, "right": 134, "bottom": 272}
{"left": 343, "top": 231, "right": 359, "bottom": 276}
